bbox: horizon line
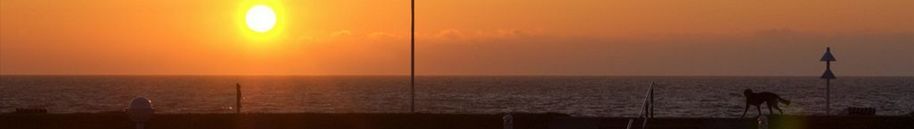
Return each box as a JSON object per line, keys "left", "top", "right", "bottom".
{"left": 1, "top": 73, "right": 911, "bottom": 77}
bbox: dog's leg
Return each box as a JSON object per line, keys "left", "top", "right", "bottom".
{"left": 741, "top": 104, "right": 749, "bottom": 118}
{"left": 767, "top": 103, "right": 775, "bottom": 115}
{"left": 774, "top": 104, "right": 784, "bottom": 115}
{"left": 755, "top": 105, "right": 762, "bottom": 118}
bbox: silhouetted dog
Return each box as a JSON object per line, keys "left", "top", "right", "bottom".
{"left": 741, "top": 89, "right": 790, "bottom": 118}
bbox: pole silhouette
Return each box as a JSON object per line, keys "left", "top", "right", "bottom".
{"left": 236, "top": 83, "right": 242, "bottom": 114}
{"left": 410, "top": 0, "right": 416, "bottom": 113}
{"left": 820, "top": 47, "right": 836, "bottom": 115}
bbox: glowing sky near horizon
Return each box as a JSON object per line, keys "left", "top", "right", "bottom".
{"left": 1, "top": 0, "right": 912, "bottom": 76}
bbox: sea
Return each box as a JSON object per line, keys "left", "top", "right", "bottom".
{"left": 0, "top": 75, "right": 911, "bottom": 117}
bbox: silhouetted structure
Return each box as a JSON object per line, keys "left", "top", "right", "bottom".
{"left": 410, "top": 0, "right": 416, "bottom": 113}
{"left": 236, "top": 83, "right": 242, "bottom": 114}
{"left": 820, "top": 47, "right": 836, "bottom": 115}
{"left": 741, "top": 89, "right": 791, "bottom": 118}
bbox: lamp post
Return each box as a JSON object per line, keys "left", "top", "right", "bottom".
{"left": 819, "top": 47, "right": 836, "bottom": 115}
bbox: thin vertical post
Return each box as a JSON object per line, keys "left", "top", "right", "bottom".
{"left": 236, "top": 83, "right": 242, "bottom": 114}
{"left": 410, "top": 0, "right": 416, "bottom": 113}
{"left": 826, "top": 79, "right": 830, "bottom": 115}
{"left": 825, "top": 53, "right": 831, "bottom": 116}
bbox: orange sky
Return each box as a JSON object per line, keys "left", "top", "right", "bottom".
{"left": 2, "top": 0, "right": 912, "bottom": 76}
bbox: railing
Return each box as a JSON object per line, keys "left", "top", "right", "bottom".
{"left": 626, "top": 82, "right": 655, "bottom": 129}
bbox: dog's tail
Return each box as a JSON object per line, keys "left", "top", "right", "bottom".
{"left": 778, "top": 97, "right": 791, "bottom": 105}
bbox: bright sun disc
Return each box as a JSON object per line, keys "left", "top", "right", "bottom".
{"left": 245, "top": 5, "right": 276, "bottom": 33}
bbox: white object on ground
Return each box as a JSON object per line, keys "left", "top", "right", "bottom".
{"left": 757, "top": 115, "right": 768, "bottom": 129}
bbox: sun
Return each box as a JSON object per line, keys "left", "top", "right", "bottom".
{"left": 237, "top": 0, "right": 286, "bottom": 42}
{"left": 245, "top": 5, "right": 276, "bottom": 33}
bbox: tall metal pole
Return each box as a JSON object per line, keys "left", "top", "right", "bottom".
{"left": 410, "top": 0, "right": 416, "bottom": 113}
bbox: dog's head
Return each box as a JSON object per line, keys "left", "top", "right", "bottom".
{"left": 743, "top": 89, "right": 753, "bottom": 95}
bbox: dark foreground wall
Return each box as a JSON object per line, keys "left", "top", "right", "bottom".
{"left": 0, "top": 113, "right": 911, "bottom": 129}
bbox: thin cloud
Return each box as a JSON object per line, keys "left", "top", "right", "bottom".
{"left": 367, "top": 32, "right": 403, "bottom": 39}
{"left": 423, "top": 29, "right": 546, "bottom": 42}
{"left": 434, "top": 29, "right": 465, "bottom": 40}
{"left": 330, "top": 30, "right": 354, "bottom": 38}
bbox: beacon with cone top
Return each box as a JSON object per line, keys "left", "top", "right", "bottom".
{"left": 819, "top": 47, "right": 836, "bottom": 115}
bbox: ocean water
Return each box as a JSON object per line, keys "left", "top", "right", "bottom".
{"left": 0, "top": 75, "right": 911, "bottom": 117}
